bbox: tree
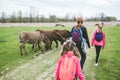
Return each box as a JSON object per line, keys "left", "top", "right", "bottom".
{"left": 49, "top": 15, "right": 57, "bottom": 22}
{"left": 10, "top": 11, "right": 16, "bottom": 23}
{"left": 99, "top": 12, "right": 106, "bottom": 21}
{"left": 64, "top": 13, "right": 69, "bottom": 21}
{"left": 35, "top": 14, "right": 40, "bottom": 22}
{"left": 29, "top": 12, "right": 33, "bottom": 23}
{"left": 18, "top": 10, "right": 22, "bottom": 23}
{"left": 24, "top": 12, "right": 29, "bottom": 23}
{"left": 105, "top": 16, "right": 117, "bottom": 21}
{"left": 40, "top": 15, "right": 46, "bottom": 22}
{"left": 1, "top": 12, "right": 6, "bottom": 23}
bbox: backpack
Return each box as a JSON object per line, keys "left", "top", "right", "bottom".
{"left": 81, "top": 38, "right": 88, "bottom": 54}
{"left": 59, "top": 55, "right": 76, "bottom": 80}
{"left": 95, "top": 32, "right": 103, "bottom": 42}
{"left": 72, "top": 27, "right": 82, "bottom": 43}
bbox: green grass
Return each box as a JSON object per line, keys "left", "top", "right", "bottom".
{"left": 94, "top": 26, "right": 120, "bottom": 80}
{"left": 0, "top": 26, "right": 120, "bottom": 80}
{"left": 84, "top": 26, "right": 120, "bottom": 80}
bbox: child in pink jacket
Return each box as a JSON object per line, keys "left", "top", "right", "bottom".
{"left": 55, "top": 40, "right": 85, "bottom": 80}
{"left": 91, "top": 24, "right": 106, "bottom": 66}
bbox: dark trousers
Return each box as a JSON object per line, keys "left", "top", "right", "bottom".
{"left": 76, "top": 43, "right": 86, "bottom": 70}
{"left": 95, "top": 45, "right": 102, "bottom": 63}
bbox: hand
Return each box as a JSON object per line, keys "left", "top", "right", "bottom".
{"left": 91, "top": 47, "right": 93, "bottom": 49}
{"left": 91, "top": 44, "right": 93, "bottom": 48}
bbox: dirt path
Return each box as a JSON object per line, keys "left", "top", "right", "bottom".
{"left": 0, "top": 46, "right": 96, "bottom": 80}
{"left": 0, "top": 47, "right": 61, "bottom": 80}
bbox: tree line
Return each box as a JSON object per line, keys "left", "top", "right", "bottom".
{"left": 86, "top": 13, "right": 117, "bottom": 21}
{"left": 0, "top": 11, "right": 117, "bottom": 23}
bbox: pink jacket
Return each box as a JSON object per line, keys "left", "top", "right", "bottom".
{"left": 55, "top": 51, "right": 85, "bottom": 80}
{"left": 91, "top": 30, "right": 106, "bottom": 47}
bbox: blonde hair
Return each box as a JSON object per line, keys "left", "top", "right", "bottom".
{"left": 61, "top": 40, "right": 80, "bottom": 58}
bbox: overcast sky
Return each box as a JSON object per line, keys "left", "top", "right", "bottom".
{"left": 0, "top": 0, "right": 120, "bottom": 19}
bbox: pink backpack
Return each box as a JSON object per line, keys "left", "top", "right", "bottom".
{"left": 59, "top": 54, "right": 76, "bottom": 80}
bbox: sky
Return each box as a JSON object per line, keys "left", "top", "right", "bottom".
{"left": 0, "top": 0, "right": 120, "bottom": 20}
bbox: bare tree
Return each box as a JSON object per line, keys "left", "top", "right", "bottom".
{"left": 29, "top": 12, "right": 33, "bottom": 23}
{"left": 99, "top": 12, "right": 106, "bottom": 21}
{"left": 10, "top": 11, "right": 16, "bottom": 23}
{"left": 18, "top": 10, "right": 22, "bottom": 23}
{"left": 29, "top": 6, "right": 36, "bottom": 23}
{"left": 99, "top": 12, "right": 106, "bottom": 26}
{"left": 40, "top": 15, "right": 47, "bottom": 22}
{"left": 49, "top": 15, "right": 56, "bottom": 22}
{"left": 36, "top": 14, "right": 40, "bottom": 22}
{"left": 64, "top": 13, "right": 69, "bottom": 21}
{"left": 24, "top": 12, "right": 29, "bottom": 23}
{"left": 1, "top": 12, "right": 6, "bottom": 23}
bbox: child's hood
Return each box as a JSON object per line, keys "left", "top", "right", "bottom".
{"left": 65, "top": 51, "right": 74, "bottom": 57}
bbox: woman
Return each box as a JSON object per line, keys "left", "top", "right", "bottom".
{"left": 71, "top": 17, "right": 90, "bottom": 69}
{"left": 91, "top": 24, "right": 106, "bottom": 66}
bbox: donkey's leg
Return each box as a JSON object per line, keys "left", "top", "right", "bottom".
{"left": 20, "top": 44, "right": 23, "bottom": 56}
{"left": 54, "top": 40, "right": 58, "bottom": 48}
{"left": 38, "top": 42, "right": 42, "bottom": 49}
{"left": 40, "top": 41, "right": 44, "bottom": 52}
{"left": 23, "top": 44, "right": 27, "bottom": 55}
{"left": 50, "top": 41, "right": 52, "bottom": 49}
{"left": 32, "top": 44, "right": 34, "bottom": 50}
{"left": 33, "top": 43, "right": 37, "bottom": 52}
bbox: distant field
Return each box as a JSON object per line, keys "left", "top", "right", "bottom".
{"left": 0, "top": 26, "right": 120, "bottom": 80}
{"left": 0, "top": 21, "right": 120, "bottom": 27}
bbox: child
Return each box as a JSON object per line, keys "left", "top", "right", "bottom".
{"left": 91, "top": 24, "right": 106, "bottom": 66}
{"left": 55, "top": 40, "right": 85, "bottom": 80}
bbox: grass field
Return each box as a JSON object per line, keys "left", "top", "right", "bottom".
{"left": 0, "top": 26, "right": 120, "bottom": 80}
{"left": 94, "top": 26, "right": 120, "bottom": 80}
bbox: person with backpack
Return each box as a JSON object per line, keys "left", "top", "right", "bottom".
{"left": 55, "top": 40, "right": 85, "bottom": 80}
{"left": 71, "top": 17, "right": 90, "bottom": 69}
{"left": 91, "top": 24, "right": 106, "bottom": 66}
